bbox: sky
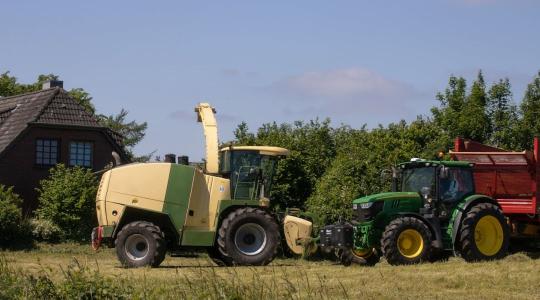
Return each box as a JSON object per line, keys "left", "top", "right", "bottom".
{"left": 1, "top": 0, "right": 539, "bottom": 161}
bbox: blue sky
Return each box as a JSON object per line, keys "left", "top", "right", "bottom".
{"left": 2, "top": 0, "right": 539, "bottom": 160}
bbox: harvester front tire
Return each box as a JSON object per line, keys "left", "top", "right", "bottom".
{"left": 381, "top": 217, "right": 432, "bottom": 265}
{"left": 115, "top": 221, "right": 166, "bottom": 268}
{"left": 217, "top": 207, "right": 280, "bottom": 266}
{"left": 458, "top": 203, "right": 509, "bottom": 262}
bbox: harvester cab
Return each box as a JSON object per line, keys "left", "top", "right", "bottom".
{"left": 92, "top": 102, "right": 313, "bottom": 268}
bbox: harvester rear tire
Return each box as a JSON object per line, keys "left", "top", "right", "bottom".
{"left": 115, "top": 221, "right": 167, "bottom": 268}
{"left": 458, "top": 203, "right": 509, "bottom": 262}
{"left": 381, "top": 217, "right": 432, "bottom": 265}
{"left": 217, "top": 207, "right": 280, "bottom": 266}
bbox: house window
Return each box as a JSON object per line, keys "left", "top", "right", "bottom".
{"left": 69, "top": 141, "right": 93, "bottom": 167}
{"left": 36, "top": 139, "right": 59, "bottom": 166}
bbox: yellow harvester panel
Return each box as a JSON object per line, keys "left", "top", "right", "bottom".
{"left": 185, "top": 169, "right": 231, "bottom": 229}
{"left": 106, "top": 163, "right": 171, "bottom": 212}
{"left": 284, "top": 215, "right": 313, "bottom": 255}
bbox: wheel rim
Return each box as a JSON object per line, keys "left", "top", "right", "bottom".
{"left": 234, "top": 223, "right": 267, "bottom": 256}
{"left": 397, "top": 229, "right": 424, "bottom": 258}
{"left": 352, "top": 248, "right": 374, "bottom": 258}
{"left": 124, "top": 234, "right": 149, "bottom": 261}
{"left": 474, "top": 215, "right": 503, "bottom": 256}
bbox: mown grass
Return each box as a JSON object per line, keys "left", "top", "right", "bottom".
{"left": 1, "top": 244, "right": 539, "bottom": 299}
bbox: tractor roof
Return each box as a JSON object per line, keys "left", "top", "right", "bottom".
{"left": 399, "top": 160, "right": 472, "bottom": 168}
{"left": 220, "top": 146, "right": 290, "bottom": 156}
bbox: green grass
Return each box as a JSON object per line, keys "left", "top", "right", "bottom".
{"left": 1, "top": 243, "right": 539, "bottom": 299}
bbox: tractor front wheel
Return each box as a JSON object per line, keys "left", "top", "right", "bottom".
{"left": 458, "top": 203, "right": 509, "bottom": 262}
{"left": 115, "top": 221, "right": 166, "bottom": 268}
{"left": 340, "top": 248, "right": 380, "bottom": 266}
{"left": 381, "top": 217, "right": 432, "bottom": 265}
{"left": 217, "top": 207, "right": 280, "bottom": 266}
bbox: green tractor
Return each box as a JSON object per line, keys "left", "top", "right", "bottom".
{"left": 320, "top": 159, "right": 510, "bottom": 266}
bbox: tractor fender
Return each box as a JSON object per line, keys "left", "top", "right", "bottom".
{"left": 450, "top": 195, "right": 501, "bottom": 248}
{"left": 396, "top": 212, "right": 444, "bottom": 249}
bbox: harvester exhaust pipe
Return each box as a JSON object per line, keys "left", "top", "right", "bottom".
{"left": 195, "top": 103, "right": 219, "bottom": 174}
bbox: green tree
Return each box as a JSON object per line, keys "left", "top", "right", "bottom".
{"left": 487, "top": 78, "right": 518, "bottom": 149}
{"left": 517, "top": 71, "right": 540, "bottom": 150}
{"left": 431, "top": 75, "right": 467, "bottom": 138}
{"left": 98, "top": 109, "right": 148, "bottom": 160}
{"left": 0, "top": 185, "right": 26, "bottom": 247}
{"left": 36, "top": 164, "right": 98, "bottom": 241}
{"left": 460, "top": 71, "right": 490, "bottom": 142}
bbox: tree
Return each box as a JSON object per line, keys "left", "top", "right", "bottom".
{"left": 517, "top": 71, "right": 540, "bottom": 150}
{"left": 36, "top": 164, "right": 98, "bottom": 241}
{"left": 460, "top": 71, "right": 490, "bottom": 142}
{"left": 431, "top": 75, "right": 467, "bottom": 139}
{"left": 487, "top": 78, "right": 518, "bottom": 149}
{"left": 98, "top": 109, "right": 148, "bottom": 160}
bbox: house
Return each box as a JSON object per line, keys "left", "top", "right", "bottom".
{"left": 0, "top": 81, "right": 128, "bottom": 213}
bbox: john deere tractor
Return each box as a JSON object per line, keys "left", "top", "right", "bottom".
{"left": 320, "top": 159, "right": 510, "bottom": 266}
{"left": 92, "top": 103, "right": 312, "bottom": 267}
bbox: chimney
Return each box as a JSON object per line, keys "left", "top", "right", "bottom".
{"left": 42, "top": 80, "right": 63, "bottom": 90}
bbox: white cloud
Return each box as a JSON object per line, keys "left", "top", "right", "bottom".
{"left": 270, "top": 67, "right": 424, "bottom": 119}
{"left": 280, "top": 68, "right": 408, "bottom": 99}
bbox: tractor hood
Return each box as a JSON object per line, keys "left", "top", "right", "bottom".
{"left": 352, "top": 192, "right": 420, "bottom": 204}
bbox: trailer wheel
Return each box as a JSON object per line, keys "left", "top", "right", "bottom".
{"left": 207, "top": 247, "right": 234, "bottom": 266}
{"left": 381, "top": 217, "right": 432, "bottom": 265}
{"left": 115, "top": 221, "right": 166, "bottom": 268}
{"left": 458, "top": 203, "right": 509, "bottom": 262}
{"left": 217, "top": 207, "right": 280, "bottom": 266}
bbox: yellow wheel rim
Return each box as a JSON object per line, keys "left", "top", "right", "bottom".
{"left": 352, "top": 248, "right": 373, "bottom": 258}
{"left": 474, "top": 215, "right": 504, "bottom": 256}
{"left": 397, "top": 229, "right": 424, "bottom": 258}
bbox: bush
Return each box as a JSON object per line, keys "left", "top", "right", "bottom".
{"left": 0, "top": 185, "right": 31, "bottom": 248}
{"left": 30, "top": 218, "right": 64, "bottom": 242}
{"left": 36, "top": 164, "right": 98, "bottom": 241}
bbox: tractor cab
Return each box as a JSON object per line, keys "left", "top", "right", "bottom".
{"left": 394, "top": 160, "right": 475, "bottom": 209}
{"left": 219, "top": 146, "right": 289, "bottom": 200}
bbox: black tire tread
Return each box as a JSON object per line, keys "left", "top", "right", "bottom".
{"left": 458, "top": 202, "right": 509, "bottom": 262}
{"left": 217, "top": 207, "right": 279, "bottom": 266}
{"left": 115, "top": 221, "right": 166, "bottom": 268}
{"left": 381, "top": 216, "right": 432, "bottom": 265}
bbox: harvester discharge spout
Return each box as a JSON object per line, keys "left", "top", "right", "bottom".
{"left": 195, "top": 102, "right": 219, "bottom": 174}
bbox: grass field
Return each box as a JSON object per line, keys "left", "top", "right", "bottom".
{"left": 1, "top": 244, "right": 539, "bottom": 299}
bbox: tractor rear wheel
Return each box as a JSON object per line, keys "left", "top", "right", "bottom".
{"left": 458, "top": 203, "right": 509, "bottom": 262}
{"left": 217, "top": 207, "right": 280, "bottom": 266}
{"left": 381, "top": 217, "right": 432, "bottom": 265}
{"left": 115, "top": 221, "right": 166, "bottom": 268}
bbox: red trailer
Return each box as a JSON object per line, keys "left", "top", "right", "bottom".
{"left": 451, "top": 138, "right": 540, "bottom": 239}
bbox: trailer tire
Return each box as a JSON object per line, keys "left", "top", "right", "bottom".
{"left": 381, "top": 217, "right": 432, "bottom": 265}
{"left": 217, "top": 207, "right": 280, "bottom": 266}
{"left": 115, "top": 221, "right": 166, "bottom": 268}
{"left": 458, "top": 203, "right": 509, "bottom": 262}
